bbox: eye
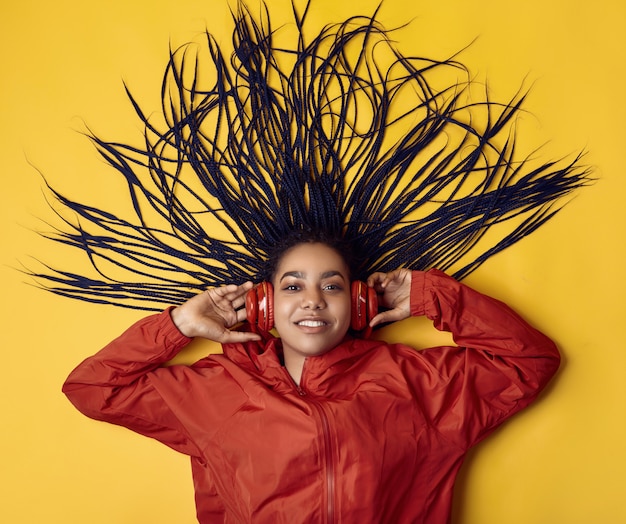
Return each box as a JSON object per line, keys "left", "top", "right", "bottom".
{"left": 282, "top": 283, "right": 301, "bottom": 292}
{"left": 323, "top": 283, "right": 343, "bottom": 292}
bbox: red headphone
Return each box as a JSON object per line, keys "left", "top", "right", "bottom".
{"left": 245, "top": 280, "right": 378, "bottom": 337}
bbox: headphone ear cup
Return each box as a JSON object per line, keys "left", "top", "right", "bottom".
{"left": 246, "top": 282, "right": 274, "bottom": 332}
{"left": 350, "top": 281, "right": 365, "bottom": 331}
{"left": 351, "top": 281, "right": 378, "bottom": 336}
{"left": 245, "top": 286, "right": 259, "bottom": 327}
{"left": 260, "top": 281, "right": 274, "bottom": 331}
{"left": 363, "top": 285, "right": 378, "bottom": 338}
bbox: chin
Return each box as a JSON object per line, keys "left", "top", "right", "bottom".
{"left": 281, "top": 333, "right": 345, "bottom": 360}
{"left": 295, "top": 341, "right": 337, "bottom": 358}
{"left": 307, "top": 345, "right": 337, "bottom": 357}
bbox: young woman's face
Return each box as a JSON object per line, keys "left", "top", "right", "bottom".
{"left": 272, "top": 242, "right": 352, "bottom": 362}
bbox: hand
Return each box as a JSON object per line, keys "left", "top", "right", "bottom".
{"left": 170, "top": 282, "right": 261, "bottom": 343}
{"left": 366, "top": 269, "right": 412, "bottom": 327}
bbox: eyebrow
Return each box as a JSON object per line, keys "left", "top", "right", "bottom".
{"left": 279, "top": 270, "right": 346, "bottom": 282}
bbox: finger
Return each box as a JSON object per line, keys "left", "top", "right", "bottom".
{"left": 240, "top": 280, "right": 255, "bottom": 291}
{"left": 208, "top": 285, "right": 246, "bottom": 312}
{"left": 214, "top": 284, "right": 239, "bottom": 295}
{"left": 231, "top": 299, "right": 245, "bottom": 313}
{"left": 231, "top": 282, "right": 255, "bottom": 309}
{"left": 214, "top": 284, "right": 241, "bottom": 302}
{"left": 234, "top": 307, "right": 249, "bottom": 324}
{"left": 382, "top": 268, "right": 405, "bottom": 284}
{"left": 369, "top": 308, "right": 405, "bottom": 328}
{"left": 223, "top": 281, "right": 255, "bottom": 303}
{"left": 219, "top": 330, "right": 262, "bottom": 344}
{"left": 230, "top": 294, "right": 247, "bottom": 312}
{"left": 366, "top": 272, "right": 387, "bottom": 290}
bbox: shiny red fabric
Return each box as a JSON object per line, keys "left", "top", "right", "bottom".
{"left": 63, "top": 269, "right": 560, "bottom": 523}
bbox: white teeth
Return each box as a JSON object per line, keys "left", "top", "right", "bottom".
{"left": 297, "top": 320, "right": 326, "bottom": 327}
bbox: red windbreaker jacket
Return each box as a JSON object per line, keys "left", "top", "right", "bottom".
{"left": 63, "top": 269, "right": 560, "bottom": 523}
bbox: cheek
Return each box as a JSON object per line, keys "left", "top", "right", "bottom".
{"left": 272, "top": 297, "right": 292, "bottom": 328}
{"left": 335, "top": 297, "right": 353, "bottom": 329}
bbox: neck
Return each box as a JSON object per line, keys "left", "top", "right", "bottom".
{"left": 283, "top": 352, "right": 305, "bottom": 386}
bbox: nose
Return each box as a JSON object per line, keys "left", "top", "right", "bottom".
{"left": 302, "top": 287, "right": 326, "bottom": 309}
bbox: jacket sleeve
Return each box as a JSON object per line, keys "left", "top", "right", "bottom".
{"left": 409, "top": 269, "right": 561, "bottom": 449}
{"left": 62, "top": 307, "right": 203, "bottom": 457}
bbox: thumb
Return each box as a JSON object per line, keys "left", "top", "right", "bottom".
{"left": 369, "top": 308, "right": 406, "bottom": 328}
{"left": 218, "top": 330, "right": 262, "bottom": 344}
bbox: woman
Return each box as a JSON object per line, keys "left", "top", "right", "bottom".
{"left": 63, "top": 230, "right": 560, "bottom": 523}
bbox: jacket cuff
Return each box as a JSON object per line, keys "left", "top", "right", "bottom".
{"left": 409, "top": 270, "right": 427, "bottom": 317}
{"left": 162, "top": 306, "right": 194, "bottom": 347}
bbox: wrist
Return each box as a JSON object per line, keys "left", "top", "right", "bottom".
{"left": 169, "top": 306, "right": 195, "bottom": 338}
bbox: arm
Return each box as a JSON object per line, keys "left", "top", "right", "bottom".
{"left": 369, "top": 268, "right": 560, "bottom": 448}
{"left": 62, "top": 282, "right": 260, "bottom": 456}
{"left": 62, "top": 309, "right": 201, "bottom": 454}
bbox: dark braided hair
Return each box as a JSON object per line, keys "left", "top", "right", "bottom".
{"left": 28, "top": 0, "right": 592, "bottom": 311}
{"left": 261, "top": 227, "right": 358, "bottom": 283}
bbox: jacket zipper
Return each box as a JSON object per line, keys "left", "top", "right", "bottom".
{"left": 311, "top": 399, "right": 336, "bottom": 524}
{"left": 284, "top": 369, "right": 336, "bottom": 523}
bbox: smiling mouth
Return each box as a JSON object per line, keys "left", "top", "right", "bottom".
{"left": 296, "top": 320, "right": 328, "bottom": 327}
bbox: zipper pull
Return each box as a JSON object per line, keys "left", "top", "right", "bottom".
{"left": 282, "top": 366, "right": 307, "bottom": 396}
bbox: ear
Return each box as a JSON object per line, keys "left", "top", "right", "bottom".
{"left": 350, "top": 281, "right": 378, "bottom": 338}
{"left": 246, "top": 282, "right": 274, "bottom": 332}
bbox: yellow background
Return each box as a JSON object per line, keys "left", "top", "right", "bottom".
{"left": 1, "top": 0, "right": 624, "bottom": 522}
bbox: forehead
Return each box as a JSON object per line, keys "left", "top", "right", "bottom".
{"left": 274, "top": 243, "right": 349, "bottom": 277}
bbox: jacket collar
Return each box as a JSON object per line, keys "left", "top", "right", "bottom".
{"left": 223, "top": 334, "right": 379, "bottom": 395}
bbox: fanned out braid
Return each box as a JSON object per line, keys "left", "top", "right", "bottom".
{"left": 30, "top": 0, "right": 591, "bottom": 311}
